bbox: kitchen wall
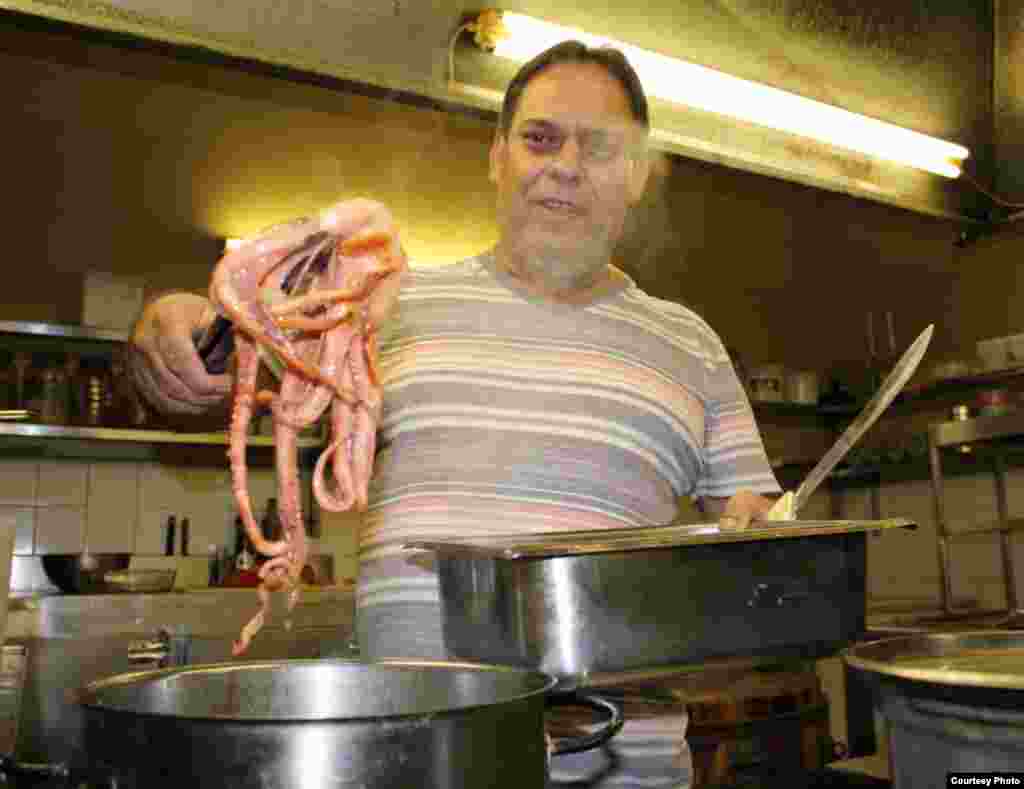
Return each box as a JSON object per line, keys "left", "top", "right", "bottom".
{"left": 0, "top": 458, "right": 358, "bottom": 593}
{"left": 0, "top": 12, "right": 991, "bottom": 374}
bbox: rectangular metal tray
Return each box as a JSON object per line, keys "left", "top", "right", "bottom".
{"left": 405, "top": 518, "right": 916, "bottom": 559}
{"left": 408, "top": 519, "right": 917, "bottom": 687}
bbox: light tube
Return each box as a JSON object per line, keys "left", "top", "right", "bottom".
{"left": 491, "top": 12, "right": 967, "bottom": 178}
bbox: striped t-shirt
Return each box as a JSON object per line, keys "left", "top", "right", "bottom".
{"left": 357, "top": 251, "right": 779, "bottom": 659}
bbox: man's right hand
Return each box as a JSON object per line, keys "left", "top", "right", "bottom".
{"left": 128, "top": 292, "right": 233, "bottom": 416}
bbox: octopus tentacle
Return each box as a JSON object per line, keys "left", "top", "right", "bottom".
{"left": 229, "top": 336, "right": 288, "bottom": 558}
{"left": 218, "top": 200, "right": 403, "bottom": 656}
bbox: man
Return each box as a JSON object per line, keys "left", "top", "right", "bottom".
{"left": 131, "top": 41, "right": 780, "bottom": 788}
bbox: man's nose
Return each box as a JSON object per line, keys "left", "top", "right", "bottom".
{"left": 549, "top": 138, "right": 584, "bottom": 180}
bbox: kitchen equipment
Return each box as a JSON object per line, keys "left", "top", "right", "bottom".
{"left": 767, "top": 323, "right": 933, "bottom": 520}
{"left": 179, "top": 517, "right": 190, "bottom": 556}
{"left": 407, "top": 518, "right": 914, "bottom": 688}
{"left": 0, "top": 646, "right": 27, "bottom": 759}
{"left": 40, "top": 554, "right": 130, "bottom": 595}
{"left": 978, "top": 387, "right": 1011, "bottom": 417}
{"left": 976, "top": 335, "right": 1020, "bottom": 371}
{"left": 785, "top": 370, "right": 819, "bottom": 405}
{"left": 163, "top": 515, "right": 176, "bottom": 557}
{"left": 1, "top": 658, "right": 621, "bottom": 788}
{"left": 748, "top": 364, "right": 785, "bottom": 402}
{"left": 302, "top": 553, "right": 335, "bottom": 586}
{"left": 103, "top": 569, "right": 176, "bottom": 594}
{"left": 0, "top": 522, "right": 13, "bottom": 646}
{"left": 844, "top": 631, "right": 1024, "bottom": 789}
{"left": 38, "top": 367, "right": 66, "bottom": 425}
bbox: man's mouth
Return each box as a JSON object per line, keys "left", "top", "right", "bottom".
{"left": 536, "top": 198, "right": 580, "bottom": 213}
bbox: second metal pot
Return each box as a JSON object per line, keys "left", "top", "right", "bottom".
{"left": 845, "top": 631, "right": 1024, "bottom": 789}
{"left": 17, "top": 658, "right": 621, "bottom": 788}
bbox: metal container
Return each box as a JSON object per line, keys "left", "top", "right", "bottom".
{"left": 844, "top": 631, "right": 1024, "bottom": 789}
{"left": 785, "top": 370, "right": 820, "bottom": 405}
{"left": 748, "top": 364, "right": 785, "bottom": 402}
{"left": 6, "top": 659, "right": 616, "bottom": 788}
{"left": 103, "top": 569, "right": 176, "bottom": 594}
{"left": 407, "top": 519, "right": 914, "bottom": 688}
{"left": 40, "top": 554, "right": 130, "bottom": 594}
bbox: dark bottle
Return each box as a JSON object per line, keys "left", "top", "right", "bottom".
{"left": 179, "top": 517, "right": 190, "bottom": 557}
{"left": 262, "top": 498, "right": 283, "bottom": 542}
{"left": 164, "top": 515, "right": 177, "bottom": 557}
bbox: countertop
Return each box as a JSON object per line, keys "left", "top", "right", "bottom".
{"left": 4, "top": 585, "right": 356, "bottom": 640}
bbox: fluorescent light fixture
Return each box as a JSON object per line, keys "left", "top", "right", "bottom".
{"left": 487, "top": 12, "right": 968, "bottom": 178}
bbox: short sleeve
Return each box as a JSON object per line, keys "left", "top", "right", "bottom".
{"left": 692, "top": 335, "right": 781, "bottom": 500}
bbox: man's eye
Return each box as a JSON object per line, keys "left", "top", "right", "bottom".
{"left": 582, "top": 135, "right": 622, "bottom": 161}
{"left": 522, "top": 131, "right": 559, "bottom": 148}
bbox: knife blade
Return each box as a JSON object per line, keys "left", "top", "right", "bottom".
{"left": 766, "top": 323, "right": 934, "bottom": 521}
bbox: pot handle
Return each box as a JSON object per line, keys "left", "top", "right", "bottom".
{"left": 0, "top": 756, "right": 116, "bottom": 788}
{"left": 545, "top": 692, "right": 625, "bottom": 756}
{"left": 0, "top": 755, "right": 69, "bottom": 782}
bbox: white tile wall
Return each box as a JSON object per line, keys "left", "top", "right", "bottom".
{"left": 37, "top": 461, "right": 88, "bottom": 508}
{"left": 86, "top": 464, "right": 138, "bottom": 553}
{"left": 0, "top": 507, "right": 34, "bottom": 555}
{"left": 318, "top": 509, "right": 362, "bottom": 582}
{"left": 35, "top": 507, "right": 86, "bottom": 554}
{"left": 0, "top": 458, "right": 364, "bottom": 592}
{"left": 0, "top": 461, "right": 37, "bottom": 506}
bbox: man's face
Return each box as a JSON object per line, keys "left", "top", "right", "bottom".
{"left": 489, "top": 62, "right": 649, "bottom": 285}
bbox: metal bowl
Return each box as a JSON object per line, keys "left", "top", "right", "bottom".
{"left": 41, "top": 554, "right": 131, "bottom": 594}
{"left": 103, "top": 569, "right": 176, "bottom": 594}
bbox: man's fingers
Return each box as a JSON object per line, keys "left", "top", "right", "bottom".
{"left": 131, "top": 355, "right": 209, "bottom": 417}
{"left": 153, "top": 331, "right": 232, "bottom": 404}
{"left": 718, "top": 512, "right": 751, "bottom": 531}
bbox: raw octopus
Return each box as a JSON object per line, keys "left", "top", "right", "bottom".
{"left": 209, "top": 200, "right": 405, "bottom": 655}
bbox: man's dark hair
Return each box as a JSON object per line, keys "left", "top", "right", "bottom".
{"left": 498, "top": 40, "right": 650, "bottom": 137}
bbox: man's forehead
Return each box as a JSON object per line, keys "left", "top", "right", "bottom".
{"left": 513, "top": 63, "right": 638, "bottom": 125}
{"left": 513, "top": 113, "right": 642, "bottom": 136}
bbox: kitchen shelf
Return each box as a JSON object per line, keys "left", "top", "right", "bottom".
{"left": 754, "top": 367, "right": 1024, "bottom": 425}
{"left": 0, "top": 422, "right": 323, "bottom": 446}
{"left": 0, "top": 321, "right": 128, "bottom": 343}
{"left": 0, "top": 321, "right": 332, "bottom": 464}
{"left": 0, "top": 422, "right": 325, "bottom": 463}
{"left": 753, "top": 401, "right": 858, "bottom": 420}
{"left": 902, "top": 366, "right": 1024, "bottom": 402}
{"left": 769, "top": 439, "right": 1024, "bottom": 491}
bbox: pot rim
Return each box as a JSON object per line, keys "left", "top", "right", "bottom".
{"left": 77, "top": 657, "right": 560, "bottom": 722}
{"left": 843, "top": 630, "right": 1024, "bottom": 691}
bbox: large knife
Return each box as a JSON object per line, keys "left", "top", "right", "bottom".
{"left": 765, "top": 323, "right": 934, "bottom": 521}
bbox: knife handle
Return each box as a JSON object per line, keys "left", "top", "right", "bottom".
{"left": 195, "top": 315, "right": 235, "bottom": 375}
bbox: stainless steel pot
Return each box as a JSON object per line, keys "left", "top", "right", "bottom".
{"left": 41, "top": 554, "right": 130, "bottom": 594}
{"left": 1, "top": 658, "right": 622, "bottom": 788}
{"left": 844, "top": 631, "right": 1024, "bottom": 789}
{"left": 407, "top": 519, "right": 915, "bottom": 688}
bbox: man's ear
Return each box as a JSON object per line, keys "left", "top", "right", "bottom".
{"left": 627, "top": 150, "right": 651, "bottom": 204}
{"left": 488, "top": 133, "right": 506, "bottom": 186}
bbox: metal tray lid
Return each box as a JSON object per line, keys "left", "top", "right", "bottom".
{"left": 404, "top": 518, "right": 915, "bottom": 560}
